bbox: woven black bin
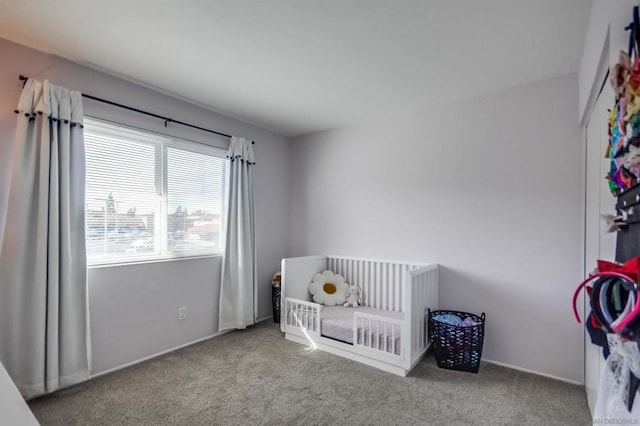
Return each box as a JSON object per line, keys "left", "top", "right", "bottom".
{"left": 428, "top": 309, "right": 486, "bottom": 373}
{"left": 272, "top": 285, "right": 281, "bottom": 323}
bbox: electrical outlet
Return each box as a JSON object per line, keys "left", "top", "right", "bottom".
{"left": 178, "top": 306, "right": 187, "bottom": 321}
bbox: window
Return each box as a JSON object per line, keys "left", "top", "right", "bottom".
{"left": 84, "top": 118, "right": 227, "bottom": 265}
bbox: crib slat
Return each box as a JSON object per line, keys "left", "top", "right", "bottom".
{"left": 379, "top": 262, "right": 392, "bottom": 310}
{"left": 350, "top": 259, "right": 355, "bottom": 289}
{"left": 386, "top": 264, "right": 392, "bottom": 311}
{"left": 401, "top": 266, "right": 407, "bottom": 311}
{"left": 384, "top": 323, "right": 387, "bottom": 353}
{"left": 376, "top": 262, "right": 382, "bottom": 309}
{"left": 342, "top": 258, "right": 347, "bottom": 283}
{"left": 392, "top": 323, "right": 396, "bottom": 355}
{"left": 366, "top": 262, "right": 372, "bottom": 307}
{"left": 416, "top": 274, "right": 429, "bottom": 348}
{"left": 395, "top": 266, "right": 400, "bottom": 312}
{"left": 380, "top": 262, "right": 386, "bottom": 309}
{"left": 383, "top": 264, "right": 388, "bottom": 311}
{"left": 418, "top": 275, "right": 423, "bottom": 348}
{"left": 391, "top": 265, "right": 396, "bottom": 311}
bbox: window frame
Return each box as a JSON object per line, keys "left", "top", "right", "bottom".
{"left": 84, "top": 116, "right": 228, "bottom": 267}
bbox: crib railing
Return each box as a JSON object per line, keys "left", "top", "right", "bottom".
{"left": 407, "top": 264, "right": 439, "bottom": 363}
{"left": 327, "top": 255, "right": 424, "bottom": 312}
{"left": 353, "top": 312, "right": 406, "bottom": 358}
{"left": 284, "top": 298, "right": 321, "bottom": 334}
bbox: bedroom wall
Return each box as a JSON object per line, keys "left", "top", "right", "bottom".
{"left": 579, "top": 0, "right": 638, "bottom": 124}
{"left": 0, "top": 37, "right": 291, "bottom": 375}
{"left": 289, "top": 74, "right": 584, "bottom": 383}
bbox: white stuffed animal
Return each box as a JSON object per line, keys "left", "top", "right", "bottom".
{"left": 343, "top": 284, "right": 362, "bottom": 308}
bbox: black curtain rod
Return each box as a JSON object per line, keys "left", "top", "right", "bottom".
{"left": 18, "top": 75, "right": 253, "bottom": 144}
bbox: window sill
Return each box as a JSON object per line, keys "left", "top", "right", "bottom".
{"left": 87, "top": 253, "right": 223, "bottom": 270}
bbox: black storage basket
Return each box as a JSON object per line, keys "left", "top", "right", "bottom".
{"left": 428, "top": 309, "right": 486, "bottom": 373}
{"left": 272, "top": 285, "right": 281, "bottom": 324}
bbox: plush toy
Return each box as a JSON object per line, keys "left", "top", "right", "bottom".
{"left": 343, "top": 284, "right": 362, "bottom": 308}
{"left": 272, "top": 271, "right": 281, "bottom": 287}
{"left": 309, "top": 270, "right": 348, "bottom": 306}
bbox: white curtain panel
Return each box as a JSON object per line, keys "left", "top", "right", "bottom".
{"left": 0, "top": 79, "right": 90, "bottom": 398}
{"left": 219, "top": 137, "right": 256, "bottom": 331}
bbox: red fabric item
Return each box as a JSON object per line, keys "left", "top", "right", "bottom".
{"left": 597, "top": 257, "right": 640, "bottom": 281}
{"left": 590, "top": 313, "right": 601, "bottom": 329}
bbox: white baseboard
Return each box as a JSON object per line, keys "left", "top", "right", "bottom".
{"left": 482, "top": 358, "right": 583, "bottom": 386}
{"left": 90, "top": 330, "right": 230, "bottom": 379}
{"left": 256, "top": 315, "right": 274, "bottom": 323}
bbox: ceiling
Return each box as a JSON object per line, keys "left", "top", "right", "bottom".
{"left": 0, "top": 1, "right": 592, "bottom": 137}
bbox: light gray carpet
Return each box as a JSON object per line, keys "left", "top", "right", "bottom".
{"left": 29, "top": 321, "right": 591, "bottom": 425}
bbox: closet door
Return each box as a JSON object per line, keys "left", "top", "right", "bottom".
{"left": 584, "top": 80, "right": 615, "bottom": 412}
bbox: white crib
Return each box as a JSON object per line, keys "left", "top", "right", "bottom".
{"left": 281, "top": 255, "right": 439, "bottom": 376}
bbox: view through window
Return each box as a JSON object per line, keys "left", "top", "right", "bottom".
{"left": 84, "top": 118, "right": 227, "bottom": 265}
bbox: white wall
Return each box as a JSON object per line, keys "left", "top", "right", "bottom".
{"left": 289, "top": 74, "right": 583, "bottom": 382}
{"left": 0, "top": 38, "right": 291, "bottom": 375}
{"left": 88, "top": 257, "right": 222, "bottom": 373}
{"left": 579, "top": 0, "right": 639, "bottom": 124}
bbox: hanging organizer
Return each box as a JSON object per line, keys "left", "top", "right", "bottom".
{"left": 575, "top": 7, "right": 640, "bottom": 420}
{"left": 607, "top": 7, "right": 640, "bottom": 198}
{"left": 603, "top": 6, "right": 640, "bottom": 264}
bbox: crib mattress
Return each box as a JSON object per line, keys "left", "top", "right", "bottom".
{"left": 322, "top": 306, "right": 404, "bottom": 355}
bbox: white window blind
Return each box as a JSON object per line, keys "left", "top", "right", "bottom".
{"left": 84, "top": 118, "right": 227, "bottom": 266}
